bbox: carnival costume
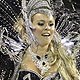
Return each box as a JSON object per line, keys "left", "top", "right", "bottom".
{"left": 0, "top": 0, "right": 80, "bottom": 80}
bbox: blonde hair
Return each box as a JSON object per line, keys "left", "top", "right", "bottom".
{"left": 52, "top": 29, "right": 79, "bottom": 79}
{"left": 14, "top": 18, "right": 30, "bottom": 43}
{"left": 14, "top": 17, "right": 79, "bottom": 80}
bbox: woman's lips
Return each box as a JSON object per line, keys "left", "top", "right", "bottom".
{"left": 41, "top": 33, "right": 50, "bottom": 37}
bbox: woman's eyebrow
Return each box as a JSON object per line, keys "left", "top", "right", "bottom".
{"left": 38, "top": 20, "right": 45, "bottom": 22}
{"left": 49, "top": 21, "right": 54, "bottom": 23}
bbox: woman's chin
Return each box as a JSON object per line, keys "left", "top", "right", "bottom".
{"left": 43, "top": 37, "right": 52, "bottom": 43}
{"left": 39, "top": 40, "right": 51, "bottom": 46}
{"left": 37, "top": 36, "right": 52, "bottom": 46}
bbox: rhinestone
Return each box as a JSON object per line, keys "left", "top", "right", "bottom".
{"left": 42, "top": 62, "right": 45, "bottom": 65}
{"left": 36, "top": 56, "right": 41, "bottom": 60}
{"left": 45, "top": 54, "right": 48, "bottom": 58}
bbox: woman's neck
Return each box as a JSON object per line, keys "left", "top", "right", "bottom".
{"left": 30, "top": 43, "right": 49, "bottom": 56}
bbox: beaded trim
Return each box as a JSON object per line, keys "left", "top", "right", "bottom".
{"left": 28, "top": 47, "right": 54, "bottom": 75}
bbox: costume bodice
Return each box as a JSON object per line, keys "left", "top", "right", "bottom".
{"left": 17, "top": 69, "right": 63, "bottom": 80}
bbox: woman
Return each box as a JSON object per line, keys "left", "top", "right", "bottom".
{"left": 0, "top": 0, "right": 79, "bottom": 80}
{"left": 14, "top": 0, "right": 79, "bottom": 79}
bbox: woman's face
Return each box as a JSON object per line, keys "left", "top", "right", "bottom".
{"left": 32, "top": 13, "right": 55, "bottom": 46}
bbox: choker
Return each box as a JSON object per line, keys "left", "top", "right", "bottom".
{"left": 28, "top": 47, "right": 57, "bottom": 75}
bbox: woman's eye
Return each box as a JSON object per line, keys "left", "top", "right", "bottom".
{"left": 49, "top": 23, "right": 54, "bottom": 26}
{"left": 38, "top": 22, "right": 44, "bottom": 26}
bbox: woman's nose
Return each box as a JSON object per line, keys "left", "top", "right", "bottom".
{"left": 44, "top": 24, "right": 50, "bottom": 30}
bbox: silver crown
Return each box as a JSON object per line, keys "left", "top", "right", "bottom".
{"left": 22, "top": 0, "right": 53, "bottom": 19}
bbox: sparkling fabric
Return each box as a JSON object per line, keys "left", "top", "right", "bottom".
{"left": 0, "top": 0, "right": 80, "bottom": 80}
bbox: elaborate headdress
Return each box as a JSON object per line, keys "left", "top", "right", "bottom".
{"left": 22, "top": 0, "right": 53, "bottom": 20}
{"left": 22, "top": 0, "right": 54, "bottom": 47}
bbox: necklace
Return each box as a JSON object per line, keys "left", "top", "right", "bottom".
{"left": 28, "top": 47, "right": 56, "bottom": 75}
